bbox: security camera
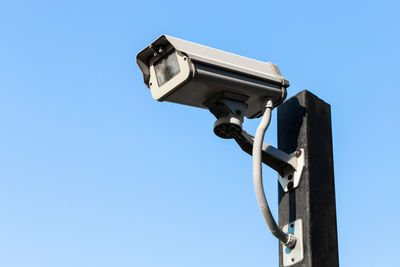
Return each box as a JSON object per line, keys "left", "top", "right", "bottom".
{"left": 136, "top": 35, "right": 290, "bottom": 119}
{"left": 136, "top": 35, "right": 303, "bottom": 251}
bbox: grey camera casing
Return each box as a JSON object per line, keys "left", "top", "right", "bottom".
{"left": 136, "top": 35, "right": 289, "bottom": 118}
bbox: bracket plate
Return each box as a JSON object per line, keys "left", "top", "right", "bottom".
{"left": 278, "top": 149, "right": 304, "bottom": 192}
{"left": 282, "top": 219, "right": 304, "bottom": 266}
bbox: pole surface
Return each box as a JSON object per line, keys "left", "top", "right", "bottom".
{"left": 277, "top": 90, "right": 339, "bottom": 267}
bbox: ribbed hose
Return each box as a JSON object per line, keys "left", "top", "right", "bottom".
{"left": 252, "top": 100, "right": 296, "bottom": 248}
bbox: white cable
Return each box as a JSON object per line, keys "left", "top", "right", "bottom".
{"left": 252, "top": 100, "right": 296, "bottom": 248}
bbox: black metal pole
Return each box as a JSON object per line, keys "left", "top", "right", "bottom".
{"left": 277, "top": 90, "right": 339, "bottom": 267}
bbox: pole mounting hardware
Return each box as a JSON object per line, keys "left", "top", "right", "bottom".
{"left": 282, "top": 219, "right": 304, "bottom": 266}
{"left": 278, "top": 149, "right": 305, "bottom": 192}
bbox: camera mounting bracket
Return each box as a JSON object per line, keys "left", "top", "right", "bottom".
{"left": 277, "top": 149, "right": 304, "bottom": 192}
{"left": 206, "top": 93, "right": 248, "bottom": 139}
{"left": 233, "top": 129, "right": 304, "bottom": 192}
{"left": 207, "top": 94, "right": 304, "bottom": 192}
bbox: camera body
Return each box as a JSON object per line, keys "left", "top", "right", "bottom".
{"left": 136, "top": 35, "right": 289, "bottom": 118}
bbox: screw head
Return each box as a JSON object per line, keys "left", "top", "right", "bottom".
{"left": 291, "top": 258, "right": 295, "bottom": 262}
{"left": 295, "top": 149, "right": 302, "bottom": 158}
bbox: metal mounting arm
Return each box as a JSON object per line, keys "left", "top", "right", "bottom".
{"left": 233, "top": 130, "right": 296, "bottom": 177}
{"left": 233, "top": 129, "right": 305, "bottom": 192}
{"left": 207, "top": 95, "right": 305, "bottom": 192}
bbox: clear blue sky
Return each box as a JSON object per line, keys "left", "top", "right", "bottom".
{"left": 1, "top": 1, "right": 399, "bottom": 266}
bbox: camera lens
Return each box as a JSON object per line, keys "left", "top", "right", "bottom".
{"left": 154, "top": 50, "right": 181, "bottom": 87}
{"left": 164, "top": 65, "right": 174, "bottom": 79}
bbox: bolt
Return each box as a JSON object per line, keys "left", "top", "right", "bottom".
{"left": 288, "top": 174, "right": 293, "bottom": 180}
{"left": 295, "top": 149, "right": 302, "bottom": 158}
{"left": 149, "top": 82, "right": 152, "bottom": 86}
{"left": 287, "top": 182, "right": 294, "bottom": 190}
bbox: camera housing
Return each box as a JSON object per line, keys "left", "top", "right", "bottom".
{"left": 136, "top": 35, "right": 290, "bottom": 118}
